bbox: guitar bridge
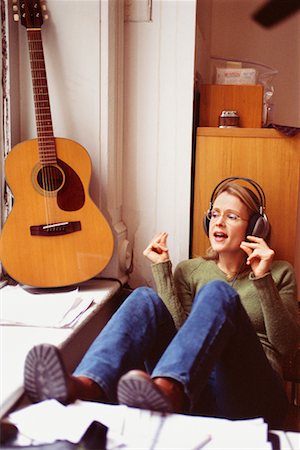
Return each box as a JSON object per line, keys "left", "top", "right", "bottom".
{"left": 30, "top": 221, "right": 81, "bottom": 236}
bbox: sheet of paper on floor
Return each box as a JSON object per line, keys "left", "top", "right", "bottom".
{"left": 7, "top": 399, "right": 286, "bottom": 450}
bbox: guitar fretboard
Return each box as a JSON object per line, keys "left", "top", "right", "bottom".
{"left": 27, "top": 29, "right": 56, "bottom": 165}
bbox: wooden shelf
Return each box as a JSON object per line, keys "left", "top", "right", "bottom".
{"left": 197, "top": 127, "right": 290, "bottom": 139}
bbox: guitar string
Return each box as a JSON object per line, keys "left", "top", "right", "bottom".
{"left": 29, "top": 31, "right": 55, "bottom": 227}
{"left": 34, "top": 35, "right": 52, "bottom": 198}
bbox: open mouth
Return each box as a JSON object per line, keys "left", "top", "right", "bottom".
{"left": 213, "top": 231, "right": 228, "bottom": 240}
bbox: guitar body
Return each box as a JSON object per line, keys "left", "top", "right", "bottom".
{"left": 0, "top": 138, "right": 114, "bottom": 287}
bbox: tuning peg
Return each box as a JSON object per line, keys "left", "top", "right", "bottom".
{"left": 12, "top": 0, "right": 19, "bottom": 18}
{"left": 40, "top": 1, "right": 48, "bottom": 20}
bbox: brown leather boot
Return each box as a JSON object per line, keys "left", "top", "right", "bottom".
{"left": 153, "top": 376, "right": 185, "bottom": 412}
{"left": 69, "top": 375, "right": 105, "bottom": 402}
{"left": 24, "top": 343, "right": 105, "bottom": 404}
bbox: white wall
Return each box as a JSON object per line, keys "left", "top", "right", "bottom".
{"left": 208, "top": 0, "right": 300, "bottom": 127}
{"left": 123, "top": 0, "right": 197, "bottom": 287}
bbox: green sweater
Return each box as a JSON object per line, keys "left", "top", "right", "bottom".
{"left": 152, "top": 258, "right": 300, "bottom": 378}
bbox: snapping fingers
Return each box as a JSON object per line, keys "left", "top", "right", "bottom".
{"left": 143, "top": 232, "right": 170, "bottom": 263}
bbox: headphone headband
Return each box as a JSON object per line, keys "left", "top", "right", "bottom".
{"left": 209, "top": 176, "right": 266, "bottom": 215}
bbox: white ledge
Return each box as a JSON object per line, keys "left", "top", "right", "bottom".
{"left": 0, "top": 278, "right": 122, "bottom": 418}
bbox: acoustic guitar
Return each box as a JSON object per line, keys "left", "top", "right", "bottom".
{"left": 0, "top": 0, "right": 114, "bottom": 287}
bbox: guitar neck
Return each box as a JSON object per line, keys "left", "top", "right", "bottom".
{"left": 27, "top": 29, "right": 57, "bottom": 165}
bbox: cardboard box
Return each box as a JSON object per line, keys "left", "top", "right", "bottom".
{"left": 216, "top": 68, "right": 257, "bottom": 85}
{"left": 199, "top": 84, "right": 264, "bottom": 128}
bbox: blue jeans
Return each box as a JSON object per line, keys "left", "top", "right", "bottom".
{"left": 74, "top": 281, "right": 288, "bottom": 427}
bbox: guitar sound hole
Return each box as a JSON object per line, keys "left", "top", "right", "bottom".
{"left": 37, "top": 165, "right": 65, "bottom": 192}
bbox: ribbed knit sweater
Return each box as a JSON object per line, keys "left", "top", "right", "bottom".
{"left": 152, "top": 258, "right": 300, "bottom": 378}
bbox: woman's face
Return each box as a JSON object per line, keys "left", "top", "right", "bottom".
{"left": 208, "top": 191, "right": 249, "bottom": 256}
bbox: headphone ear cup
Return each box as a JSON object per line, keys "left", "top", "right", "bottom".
{"left": 246, "top": 214, "right": 270, "bottom": 239}
{"left": 203, "top": 213, "right": 210, "bottom": 236}
{"left": 246, "top": 213, "right": 260, "bottom": 237}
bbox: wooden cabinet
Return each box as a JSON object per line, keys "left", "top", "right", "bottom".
{"left": 192, "top": 127, "right": 300, "bottom": 266}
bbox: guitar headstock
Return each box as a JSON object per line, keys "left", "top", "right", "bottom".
{"left": 12, "top": 0, "right": 48, "bottom": 28}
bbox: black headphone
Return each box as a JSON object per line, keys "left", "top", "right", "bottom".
{"left": 203, "top": 177, "right": 270, "bottom": 239}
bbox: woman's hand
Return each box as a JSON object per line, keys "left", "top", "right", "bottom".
{"left": 143, "top": 232, "right": 170, "bottom": 264}
{"left": 240, "top": 236, "right": 274, "bottom": 278}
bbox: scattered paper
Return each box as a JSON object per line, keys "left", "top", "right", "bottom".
{"left": 0, "top": 285, "right": 94, "bottom": 328}
{"left": 9, "top": 400, "right": 91, "bottom": 444}
{"left": 8, "top": 399, "right": 295, "bottom": 450}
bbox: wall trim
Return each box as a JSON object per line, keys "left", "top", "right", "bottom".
{"left": 99, "top": 0, "right": 132, "bottom": 282}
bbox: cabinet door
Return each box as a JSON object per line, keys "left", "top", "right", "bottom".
{"left": 192, "top": 128, "right": 300, "bottom": 267}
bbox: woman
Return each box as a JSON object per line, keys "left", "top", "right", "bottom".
{"left": 24, "top": 180, "right": 299, "bottom": 427}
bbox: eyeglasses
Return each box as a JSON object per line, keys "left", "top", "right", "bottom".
{"left": 206, "top": 209, "right": 248, "bottom": 225}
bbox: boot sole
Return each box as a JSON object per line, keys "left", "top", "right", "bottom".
{"left": 24, "top": 343, "right": 68, "bottom": 403}
{"left": 117, "top": 371, "right": 172, "bottom": 412}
